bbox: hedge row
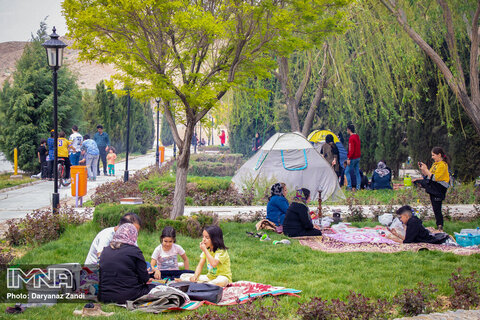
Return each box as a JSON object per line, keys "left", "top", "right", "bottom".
{"left": 93, "top": 203, "right": 170, "bottom": 232}
{"left": 93, "top": 204, "right": 219, "bottom": 237}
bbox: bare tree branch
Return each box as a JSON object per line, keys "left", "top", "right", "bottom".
{"left": 470, "top": 2, "right": 480, "bottom": 103}
{"left": 302, "top": 43, "right": 329, "bottom": 136}
{"left": 437, "top": 0, "right": 466, "bottom": 91}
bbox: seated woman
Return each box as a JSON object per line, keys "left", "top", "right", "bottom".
{"left": 98, "top": 223, "right": 155, "bottom": 304}
{"left": 283, "top": 188, "right": 322, "bottom": 237}
{"left": 266, "top": 183, "right": 289, "bottom": 227}
{"left": 371, "top": 161, "right": 392, "bottom": 190}
{"left": 389, "top": 206, "right": 448, "bottom": 244}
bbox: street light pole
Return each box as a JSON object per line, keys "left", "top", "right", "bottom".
{"left": 124, "top": 91, "right": 131, "bottom": 182}
{"left": 155, "top": 98, "right": 161, "bottom": 168}
{"left": 42, "top": 27, "right": 67, "bottom": 213}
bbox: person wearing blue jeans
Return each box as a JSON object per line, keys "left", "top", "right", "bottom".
{"left": 345, "top": 124, "right": 361, "bottom": 190}
{"left": 345, "top": 158, "right": 361, "bottom": 190}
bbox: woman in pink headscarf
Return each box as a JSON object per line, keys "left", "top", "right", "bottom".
{"left": 98, "top": 223, "right": 155, "bottom": 304}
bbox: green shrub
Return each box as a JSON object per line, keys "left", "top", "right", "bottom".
{"left": 189, "top": 176, "right": 231, "bottom": 194}
{"left": 94, "top": 203, "right": 170, "bottom": 232}
{"left": 197, "top": 145, "right": 230, "bottom": 152}
{"left": 189, "top": 161, "right": 237, "bottom": 176}
{"left": 156, "top": 212, "right": 219, "bottom": 238}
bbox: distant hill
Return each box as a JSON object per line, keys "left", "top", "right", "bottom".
{"left": 0, "top": 38, "right": 116, "bottom": 90}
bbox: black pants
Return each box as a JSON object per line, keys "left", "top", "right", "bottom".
{"left": 284, "top": 228, "right": 322, "bottom": 237}
{"left": 47, "top": 160, "right": 54, "bottom": 179}
{"left": 97, "top": 147, "right": 107, "bottom": 175}
{"left": 430, "top": 194, "right": 444, "bottom": 227}
{"left": 40, "top": 161, "right": 48, "bottom": 179}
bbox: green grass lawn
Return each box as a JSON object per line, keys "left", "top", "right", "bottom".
{"left": 0, "top": 173, "right": 35, "bottom": 190}
{"left": 2, "top": 218, "right": 480, "bottom": 319}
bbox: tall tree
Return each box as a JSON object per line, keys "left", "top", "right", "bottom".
{"left": 0, "top": 22, "right": 82, "bottom": 172}
{"left": 94, "top": 81, "right": 154, "bottom": 154}
{"left": 64, "top": 0, "right": 350, "bottom": 218}
{"left": 379, "top": 0, "right": 480, "bottom": 136}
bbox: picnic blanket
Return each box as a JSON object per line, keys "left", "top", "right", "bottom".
{"left": 171, "top": 281, "right": 301, "bottom": 311}
{"left": 323, "top": 224, "right": 397, "bottom": 244}
{"left": 298, "top": 235, "right": 480, "bottom": 255}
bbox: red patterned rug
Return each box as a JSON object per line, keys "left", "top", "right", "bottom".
{"left": 172, "top": 281, "right": 301, "bottom": 310}
{"left": 297, "top": 235, "right": 480, "bottom": 255}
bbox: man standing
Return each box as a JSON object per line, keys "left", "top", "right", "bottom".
{"left": 94, "top": 125, "right": 110, "bottom": 176}
{"left": 345, "top": 124, "right": 361, "bottom": 191}
{"left": 192, "top": 132, "right": 198, "bottom": 154}
{"left": 69, "top": 125, "right": 83, "bottom": 166}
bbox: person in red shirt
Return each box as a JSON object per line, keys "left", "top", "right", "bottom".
{"left": 345, "top": 124, "right": 361, "bottom": 190}
{"left": 219, "top": 130, "right": 226, "bottom": 146}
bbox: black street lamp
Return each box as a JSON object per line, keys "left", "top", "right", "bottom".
{"left": 155, "top": 98, "right": 161, "bottom": 168}
{"left": 124, "top": 91, "right": 131, "bottom": 182}
{"left": 42, "top": 27, "right": 67, "bottom": 212}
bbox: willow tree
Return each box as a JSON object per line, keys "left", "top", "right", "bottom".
{"left": 379, "top": 0, "right": 480, "bottom": 136}
{"left": 63, "top": 0, "right": 349, "bottom": 218}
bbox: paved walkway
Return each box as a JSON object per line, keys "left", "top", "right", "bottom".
{"left": 0, "top": 149, "right": 172, "bottom": 221}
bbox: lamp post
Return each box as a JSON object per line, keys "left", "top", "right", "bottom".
{"left": 155, "top": 98, "right": 161, "bottom": 168}
{"left": 124, "top": 91, "right": 131, "bottom": 182}
{"left": 42, "top": 27, "right": 67, "bottom": 212}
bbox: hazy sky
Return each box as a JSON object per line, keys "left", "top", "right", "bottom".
{"left": 0, "top": 0, "right": 67, "bottom": 42}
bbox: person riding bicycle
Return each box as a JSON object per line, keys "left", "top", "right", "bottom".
{"left": 58, "top": 131, "right": 73, "bottom": 181}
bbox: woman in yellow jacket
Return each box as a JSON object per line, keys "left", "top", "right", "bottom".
{"left": 415, "top": 147, "right": 450, "bottom": 231}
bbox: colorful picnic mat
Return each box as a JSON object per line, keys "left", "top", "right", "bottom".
{"left": 297, "top": 225, "right": 480, "bottom": 255}
{"left": 172, "top": 281, "right": 301, "bottom": 311}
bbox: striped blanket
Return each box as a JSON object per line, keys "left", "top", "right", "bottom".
{"left": 171, "top": 281, "right": 301, "bottom": 311}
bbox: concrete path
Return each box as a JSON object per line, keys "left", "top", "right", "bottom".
{"left": 0, "top": 148, "right": 173, "bottom": 221}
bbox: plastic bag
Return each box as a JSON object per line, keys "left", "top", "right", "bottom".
{"left": 378, "top": 213, "right": 393, "bottom": 226}
{"left": 390, "top": 217, "right": 405, "bottom": 237}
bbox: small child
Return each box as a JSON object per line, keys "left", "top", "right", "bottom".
{"left": 180, "top": 225, "right": 232, "bottom": 287}
{"left": 106, "top": 147, "right": 117, "bottom": 176}
{"left": 150, "top": 226, "right": 192, "bottom": 280}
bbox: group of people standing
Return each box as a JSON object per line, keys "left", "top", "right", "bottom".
{"left": 37, "top": 125, "right": 117, "bottom": 181}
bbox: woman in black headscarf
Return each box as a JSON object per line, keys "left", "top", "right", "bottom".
{"left": 283, "top": 188, "right": 322, "bottom": 237}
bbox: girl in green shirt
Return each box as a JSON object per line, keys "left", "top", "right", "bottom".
{"left": 180, "top": 225, "right": 232, "bottom": 287}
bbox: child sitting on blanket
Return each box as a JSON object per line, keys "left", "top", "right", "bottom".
{"left": 150, "top": 226, "right": 193, "bottom": 280}
{"left": 180, "top": 225, "right": 232, "bottom": 287}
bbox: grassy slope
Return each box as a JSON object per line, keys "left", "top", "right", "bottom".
{"left": 3, "top": 219, "right": 480, "bottom": 319}
{"left": 0, "top": 173, "right": 35, "bottom": 190}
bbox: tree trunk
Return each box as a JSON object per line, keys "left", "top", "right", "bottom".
{"left": 170, "top": 118, "right": 195, "bottom": 219}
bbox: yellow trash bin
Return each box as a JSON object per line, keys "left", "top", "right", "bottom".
{"left": 71, "top": 165, "right": 88, "bottom": 197}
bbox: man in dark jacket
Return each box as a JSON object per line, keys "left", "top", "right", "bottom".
{"left": 390, "top": 206, "right": 448, "bottom": 244}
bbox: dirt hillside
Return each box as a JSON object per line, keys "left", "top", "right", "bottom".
{"left": 0, "top": 39, "right": 116, "bottom": 89}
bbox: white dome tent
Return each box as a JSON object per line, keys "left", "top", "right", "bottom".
{"left": 232, "top": 132, "right": 344, "bottom": 201}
